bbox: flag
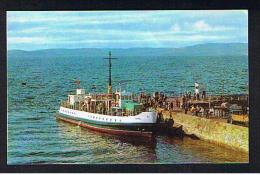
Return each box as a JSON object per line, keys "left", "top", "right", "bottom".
{"left": 76, "top": 80, "right": 80, "bottom": 86}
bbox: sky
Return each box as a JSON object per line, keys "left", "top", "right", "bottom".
{"left": 7, "top": 10, "right": 248, "bottom": 50}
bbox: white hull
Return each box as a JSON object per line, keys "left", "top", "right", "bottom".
{"left": 59, "top": 106, "right": 157, "bottom": 124}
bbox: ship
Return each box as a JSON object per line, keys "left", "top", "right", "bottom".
{"left": 56, "top": 51, "right": 157, "bottom": 137}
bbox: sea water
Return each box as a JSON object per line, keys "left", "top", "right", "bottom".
{"left": 7, "top": 55, "right": 248, "bottom": 164}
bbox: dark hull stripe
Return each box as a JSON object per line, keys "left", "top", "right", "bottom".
{"left": 56, "top": 115, "right": 154, "bottom": 138}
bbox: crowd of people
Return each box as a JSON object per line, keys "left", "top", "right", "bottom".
{"left": 138, "top": 82, "right": 222, "bottom": 118}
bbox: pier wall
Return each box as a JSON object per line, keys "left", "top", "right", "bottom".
{"left": 163, "top": 112, "right": 248, "bottom": 153}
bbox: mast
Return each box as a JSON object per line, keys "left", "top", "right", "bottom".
{"left": 104, "top": 51, "right": 117, "bottom": 94}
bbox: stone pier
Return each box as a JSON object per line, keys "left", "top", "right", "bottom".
{"left": 162, "top": 111, "right": 248, "bottom": 153}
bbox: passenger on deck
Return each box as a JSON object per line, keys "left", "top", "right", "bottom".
{"left": 205, "top": 108, "right": 209, "bottom": 118}
{"left": 185, "top": 105, "right": 188, "bottom": 114}
{"left": 202, "top": 90, "right": 206, "bottom": 99}
{"left": 209, "top": 107, "right": 214, "bottom": 117}
{"left": 188, "top": 91, "right": 192, "bottom": 99}
{"left": 200, "top": 107, "right": 205, "bottom": 117}
{"left": 157, "top": 111, "right": 163, "bottom": 123}
{"left": 190, "top": 105, "right": 196, "bottom": 115}
{"left": 195, "top": 105, "right": 200, "bottom": 116}
{"left": 195, "top": 82, "right": 200, "bottom": 101}
{"left": 182, "top": 96, "right": 186, "bottom": 109}
{"left": 170, "top": 101, "right": 174, "bottom": 110}
{"left": 176, "top": 98, "right": 180, "bottom": 108}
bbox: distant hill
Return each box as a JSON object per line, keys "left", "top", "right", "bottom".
{"left": 173, "top": 43, "right": 248, "bottom": 56}
{"left": 8, "top": 43, "right": 248, "bottom": 58}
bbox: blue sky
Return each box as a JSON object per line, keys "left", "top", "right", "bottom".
{"left": 7, "top": 10, "right": 248, "bottom": 50}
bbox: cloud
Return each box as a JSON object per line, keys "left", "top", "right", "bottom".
{"left": 193, "top": 20, "right": 212, "bottom": 31}
{"left": 7, "top": 11, "right": 248, "bottom": 50}
{"left": 7, "top": 11, "right": 174, "bottom": 25}
{"left": 192, "top": 20, "right": 235, "bottom": 32}
{"left": 171, "top": 24, "right": 181, "bottom": 33}
{"left": 8, "top": 36, "right": 48, "bottom": 44}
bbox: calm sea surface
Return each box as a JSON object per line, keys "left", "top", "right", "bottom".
{"left": 7, "top": 55, "right": 248, "bottom": 164}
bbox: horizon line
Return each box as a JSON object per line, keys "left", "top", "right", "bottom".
{"left": 7, "top": 42, "right": 248, "bottom": 52}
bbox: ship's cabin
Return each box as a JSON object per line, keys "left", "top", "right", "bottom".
{"left": 61, "top": 88, "right": 146, "bottom": 116}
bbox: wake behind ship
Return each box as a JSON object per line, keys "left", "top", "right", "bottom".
{"left": 56, "top": 52, "right": 157, "bottom": 137}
